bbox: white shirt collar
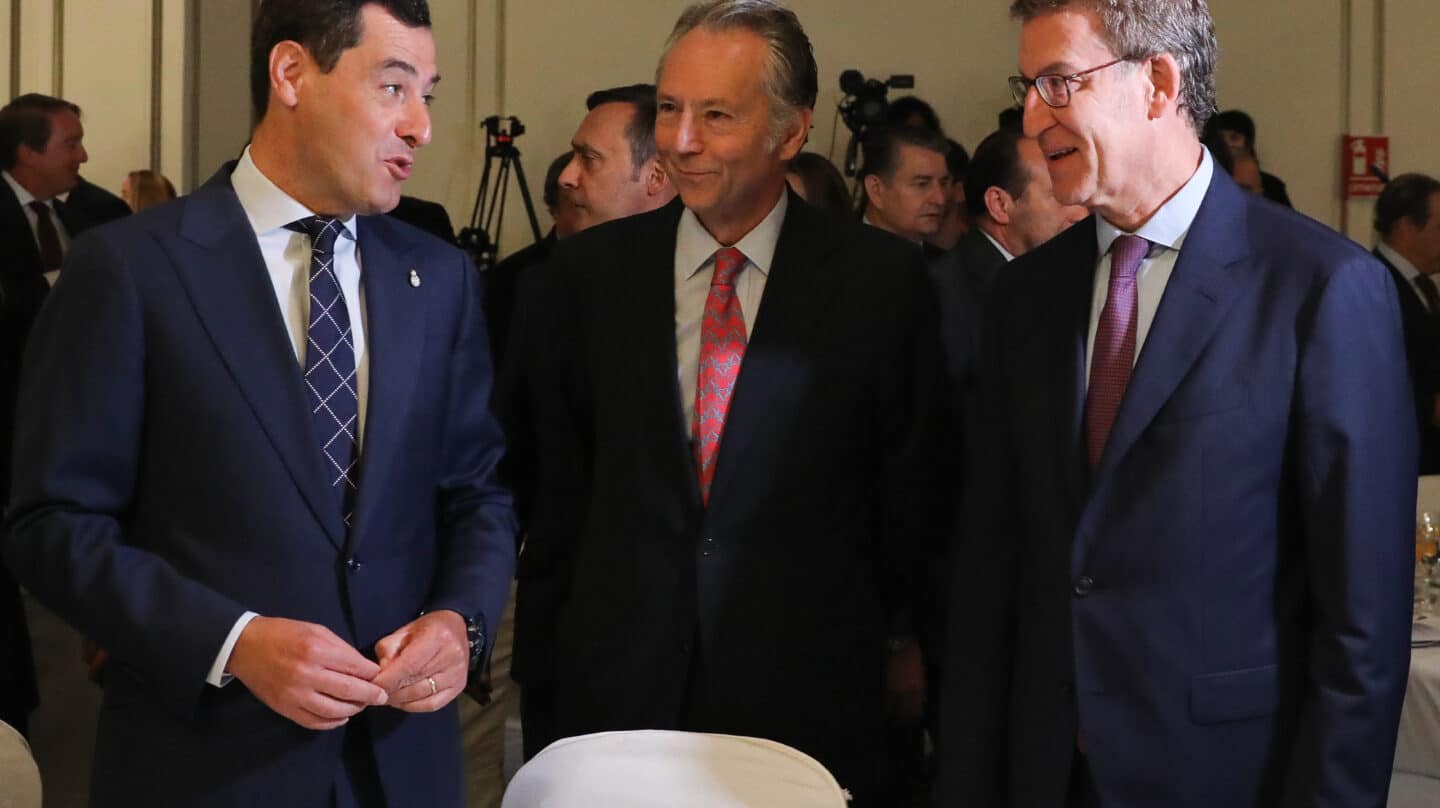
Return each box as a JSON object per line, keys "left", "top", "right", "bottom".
{"left": 677, "top": 190, "right": 788, "bottom": 281}
{"left": 231, "top": 146, "right": 357, "bottom": 242}
{"left": 1378, "top": 242, "right": 1424, "bottom": 285}
{"left": 3, "top": 170, "right": 40, "bottom": 207}
{"left": 980, "top": 229, "right": 1016, "bottom": 263}
{"left": 1095, "top": 147, "right": 1213, "bottom": 257}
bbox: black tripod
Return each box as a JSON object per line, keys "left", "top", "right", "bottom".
{"left": 457, "top": 115, "right": 542, "bottom": 271}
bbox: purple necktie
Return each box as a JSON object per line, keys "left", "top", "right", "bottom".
{"left": 1085, "top": 234, "right": 1149, "bottom": 471}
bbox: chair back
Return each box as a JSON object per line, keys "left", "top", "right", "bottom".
{"left": 502, "top": 730, "right": 849, "bottom": 807}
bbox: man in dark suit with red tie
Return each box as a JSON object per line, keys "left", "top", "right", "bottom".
{"left": 505, "top": 1, "right": 948, "bottom": 802}
{"left": 0, "top": 93, "right": 128, "bottom": 738}
{"left": 941, "top": 2, "right": 1415, "bottom": 806}
{"left": 4, "top": 2, "right": 516, "bottom": 805}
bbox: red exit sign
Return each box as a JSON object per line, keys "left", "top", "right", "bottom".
{"left": 1342, "top": 135, "right": 1389, "bottom": 199}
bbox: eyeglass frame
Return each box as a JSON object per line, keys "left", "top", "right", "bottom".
{"left": 1008, "top": 57, "right": 1130, "bottom": 109}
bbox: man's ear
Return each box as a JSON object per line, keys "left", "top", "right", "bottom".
{"left": 776, "top": 107, "right": 814, "bottom": 162}
{"left": 644, "top": 159, "right": 669, "bottom": 196}
{"left": 984, "top": 186, "right": 1013, "bottom": 225}
{"left": 863, "top": 173, "right": 887, "bottom": 213}
{"left": 268, "top": 40, "right": 310, "bottom": 111}
{"left": 1146, "top": 53, "right": 1184, "bottom": 120}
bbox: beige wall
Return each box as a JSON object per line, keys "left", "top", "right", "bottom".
{"left": 4, "top": 1, "right": 1435, "bottom": 250}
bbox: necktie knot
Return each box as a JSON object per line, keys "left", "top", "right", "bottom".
{"left": 289, "top": 216, "right": 343, "bottom": 256}
{"left": 26, "top": 200, "right": 51, "bottom": 217}
{"left": 1108, "top": 235, "right": 1149, "bottom": 282}
{"left": 711, "top": 247, "right": 746, "bottom": 289}
{"left": 1417, "top": 274, "right": 1440, "bottom": 314}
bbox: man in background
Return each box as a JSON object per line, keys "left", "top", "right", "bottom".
{"left": 1374, "top": 172, "right": 1440, "bottom": 473}
{"left": 858, "top": 124, "right": 952, "bottom": 258}
{"left": 0, "top": 92, "right": 128, "bottom": 739}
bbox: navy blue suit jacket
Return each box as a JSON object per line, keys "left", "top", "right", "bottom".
{"left": 3, "top": 167, "right": 516, "bottom": 807}
{"left": 940, "top": 168, "right": 1416, "bottom": 807}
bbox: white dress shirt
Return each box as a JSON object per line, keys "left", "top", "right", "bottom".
{"left": 675, "top": 191, "right": 787, "bottom": 432}
{"left": 4, "top": 170, "right": 71, "bottom": 286}
{"left": 1085, "top": 148, "right": 1214, "bottom": 379}
{"left": 1377, "top": 242, "right": 1432, "bottom": 311}
{"left": 981, "top": 229, "right": 1016, "bottom": 263}
{"left": 205, "top": 147, "right": 371, "bottom": 686}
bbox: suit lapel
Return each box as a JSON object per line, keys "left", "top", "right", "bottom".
{"left": 167, "top": 168, "right": 346, "bottom": 548}
{"left": 347, "top": 218, "right": 426, "bottom": 547}
{"left": 1049, "top": 221, "right": 1099, "bottom": 512}
{"left": 1089, "top": 171, "right": 1249, "bottom": 484}
{"left": 0, "top": 180, "right": 43, "bottom": 274}
{"left": 707, "top": 193, "right": 843, "bottom": 506}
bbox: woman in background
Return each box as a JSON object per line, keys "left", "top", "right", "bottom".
{"left": 119, "top": 169, "right": 175, "bottom": 212}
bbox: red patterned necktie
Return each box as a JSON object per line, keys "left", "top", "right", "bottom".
{"left": 1084, "top": 234, "right": 1149, "bottom": 471}
{"left": 692, "top": 246, "right": 748, "bottom": 505}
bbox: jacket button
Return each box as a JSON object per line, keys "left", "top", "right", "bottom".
{"left": 1073, "top": 576, "right": 1094, "bottom": 597}
{"left": 345, "top": 557, "right": 362, "bottom": 573}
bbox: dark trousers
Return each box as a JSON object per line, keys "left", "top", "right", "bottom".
{"left": 520, "top": 686, "right": 558, "bottom": 761}
{"left": 1067, "top": 750, "right": 1102, "bottom": 808}
{"left": 332, "top": 714, "right": 386, "bottom": 808}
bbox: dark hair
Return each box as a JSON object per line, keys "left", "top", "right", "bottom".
{"left": 883, "top": 96, "right": 943, "bottom": 135}
{"left": 543, "top": 151, "right": 572, "bottom": 211}
{"left": 250, "top": 0, "right": 432, "bottom": 122}
{"left": 0, "top": 94, "right": 81, "bottom": 170}
{"left": 1376, "top": 173, "right": 1440, "bottom": 237}
{"left": 859, "top": 124, "right": 950, "bottom": 184}
{"left": 786, "top": 152, "right": 850, "bottom": 212}
{"left": 997, "top": 105, "right": 1023, "bottom": 130}
{"left": 1207, "top": 109, "right": 1256, "bottom": 148}
{"left": 964, "top": 127, "right": 1029, "bottom": 221}
{"left": 1200, "top": 127, "right": 1235, "bottom": 176}
{"left": 585, "top": 83, "right": 659, "bottom": 177}
{"left": 945, "top": 139, "right": 970, "bottom": 184}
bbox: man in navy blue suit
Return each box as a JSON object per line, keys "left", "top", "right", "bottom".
{"left": 3, "top": 1, "right": 515, "bottom": 805}
{"left": 940, "top": 2, "right": 1415, "bottom": 807}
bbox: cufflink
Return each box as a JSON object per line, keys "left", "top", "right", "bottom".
{"left": 409, "top": 269, "right": 421, "bottom": 288}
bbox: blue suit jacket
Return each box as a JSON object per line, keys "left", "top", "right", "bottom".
{"left": 940, "top": 168, "right": 1416, "bottom": 807}
{"left": 3, "top": 167, "right": 516, "bottom": 807}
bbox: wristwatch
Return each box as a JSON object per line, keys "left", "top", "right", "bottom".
{"left": 420, "top": 608, "right": 487, "bottom": 673}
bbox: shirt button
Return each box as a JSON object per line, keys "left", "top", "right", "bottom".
{"left": 1073, "top": 576, "right": 1094, "bottom": 597}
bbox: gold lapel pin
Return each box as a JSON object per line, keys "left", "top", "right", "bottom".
{"left": 409, "top": 269, "right": 421, "bottom": 288}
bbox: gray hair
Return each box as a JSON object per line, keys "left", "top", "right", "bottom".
{"left": 658, "top": 0, "right": 818, "bottom": 145}
{"left": 1010, "top": 0, "right": 1218, "bottom": 137}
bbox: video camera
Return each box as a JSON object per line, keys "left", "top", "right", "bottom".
{"left": 837, "top": 69, "right": 915, "bottom": 134}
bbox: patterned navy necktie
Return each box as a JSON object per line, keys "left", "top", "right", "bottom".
{"left": 290, "top": 216, "right": 359, "bottom": 525}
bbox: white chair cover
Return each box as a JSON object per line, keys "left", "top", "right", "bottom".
{"left": 0, "top": 720, "right": 41, "bottom": 808}
{"left": 501, "top": 730, "right": 849, "bottom": 808}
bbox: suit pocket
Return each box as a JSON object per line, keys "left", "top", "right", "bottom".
{"left": 1189, "top": 663, "right": 1279, "bottom": 724}
{"left": 1154, "top": 381, "right": 1248, "bottom": 424}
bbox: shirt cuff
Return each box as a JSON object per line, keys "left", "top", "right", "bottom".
{"left": 206, "top": 611, "right": 260, "bottom": 688}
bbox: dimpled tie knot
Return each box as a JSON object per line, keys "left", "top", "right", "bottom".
{"left": 290, "top": 215, "right": 360, "bottom": 525}
{"left": 692, "top": 246, "right": 748, "bottom": 505}
{"left": 1084, "top": 234, "right": 1149, "bottom": 472}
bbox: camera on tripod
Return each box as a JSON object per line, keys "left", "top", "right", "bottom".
{"left": 835, "top": 69, "right": 915, "bottom": 178}
{"left": 837, "top": 69, "right": 914, "bottom": 135}
{"left": 457, "top": 115, "right": 543, "bottom": 272}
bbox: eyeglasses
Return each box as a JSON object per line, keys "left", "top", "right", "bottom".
{"left": 1008, "top": 58, "right": 1128, "bottom": 108}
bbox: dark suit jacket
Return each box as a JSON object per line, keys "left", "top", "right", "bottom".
{"left": 0, "top": 174, "right": 129, "bottom": 733}
{"left": 940, "top": 170, "right": 1416, "bottom": 807}
{"left": 1374, "top": 248, "right": 1440, "bottom": 474}
{"left": 506, "top": 191, "right": 950, "bottom": 801}
{"left": 2, "top": 167, "right": 517, "bottom": 807}
{"left": 484, "top": 230, "right": 555, "bottom": 374}
{"left": 386, "top": 195, "right": 456, "bottom": 245}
